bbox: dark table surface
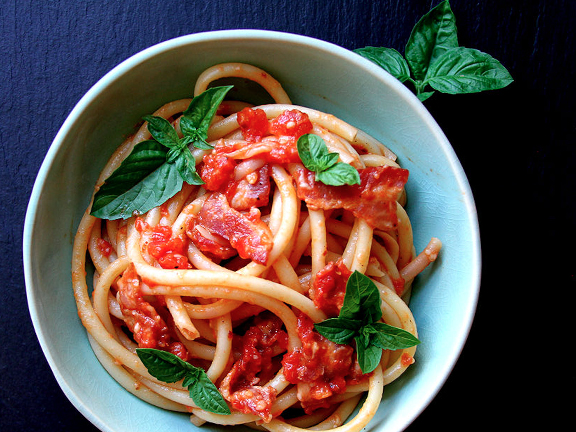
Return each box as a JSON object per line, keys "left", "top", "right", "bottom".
{"left": 2, "top": 0, "right": 574, "bottom": 430}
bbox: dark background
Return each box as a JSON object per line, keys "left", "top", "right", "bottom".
{"left": 1, "top": 0, "right": 573, "bottom": 430}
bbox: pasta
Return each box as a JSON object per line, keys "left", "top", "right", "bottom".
{"left": 71, "top": 62, "right": 442, "bottom": 430}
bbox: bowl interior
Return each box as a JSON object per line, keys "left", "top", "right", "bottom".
{"left": 24, "top": 30, "right": 480, "bottom": 432}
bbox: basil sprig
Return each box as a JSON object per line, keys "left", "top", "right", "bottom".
{"left": 354, "top": 0, "right": 513, "bottom": 101}
{"left": 137, "top": 348, "right": 231, "bottom": 415}
{"left": 91, "top": 86, "right": 232, "bottom": 220}
{"left": 314, "top": 271, "right": 420, "bottom": 373}
{"left": 297, "top": 134, "right": 360, "bottom": 186}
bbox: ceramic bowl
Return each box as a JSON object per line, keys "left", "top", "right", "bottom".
{"left": 23, "top": 30, "right": 480, "bottom": 432}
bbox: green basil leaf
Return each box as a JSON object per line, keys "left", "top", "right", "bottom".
{"left": 354, "top": 334, "right": 383, "bottom": 374}
{"left": 166, "top": 145, "right": 183, "bottom": 164}
{"left": 298, "top": 134, "right": 330, "bottom": 172}
{"left": 314, "top": 317, "right": 362, "bottom": 344}
{"left": 339, "top": 271, "right": 382, "bottom": 324}
{"left": 417, "top": 90, "right": 435, "bottom": 102}
{"left": 316, "top": 162, "right": 361, "bottom": 186}
{"left": 425, "top": 47, "right": 514, "bottom": 94}
{"left": 181, "top": 85, "right": 233, "bottom": 145}
{"left": 91, "top": 141, "right": 183, "bottom": 220}
{"left": 181, "top": 369, "right": 200, "bottom": 388}
{"left": 137, "top": 348, "right": 230, "bottom": 415}
{"left": 136, "top": 348, "right": 191, "bottom": 383}
{"left": 297, "top": 134, "right": 360, "bottom": 187}
{"left": 367, "top": 322, "right": 421, "bottom": 350}
{"left": 179, "top": 116, "right": 214, "bottom": 150}
{"left": 188, "top": 370, "right": 231, "bottom": 415}
{"left": 317, "top": 151, "right": 339, "bottom": 169}
{"left": 405, "top": 0, "right": 459, "bottom": 81}
{"left": 354, "top": 47, "right": 412, "bottom": 83}
{"left": 143, "top": 115, "right": 180, "bottom": 148}
{"left": 174, "top": 149, "right": 204, "bottom": 185}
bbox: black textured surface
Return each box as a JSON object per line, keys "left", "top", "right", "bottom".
{"left": 2, "top": 1, "right": 573, "bottom": 430}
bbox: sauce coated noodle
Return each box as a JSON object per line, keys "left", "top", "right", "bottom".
{"left": 71, "top": 62, "right": 442, "bottom": 430}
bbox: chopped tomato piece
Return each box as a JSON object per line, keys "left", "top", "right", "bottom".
{"left": 220, "top": 315, "right": 288, "bottom": 422}
{"left": 269, "top": 109, "right": 313, "bottom": 139}
{"left": 96, "top": 238, "right": 113, "bottom": 257}
{"left": 135, "top": 218, "right": 192, "bottom": 269}
{"left": 310, "top": 259, "right": 352, "bottom": 317}
{"left": 281, "top": 313, "right": 360, "bottom": 413}
{"left": 225, "top": 164, "right": 271, "bottom": 210}
{"left": 238, "top": 107, "right": 269, "bottom": 142}
{"left": 199, "top": 151, "right": 237, "bottom": 191}
{"left": 267, "top": 109, "right": 313, "bottom": 163}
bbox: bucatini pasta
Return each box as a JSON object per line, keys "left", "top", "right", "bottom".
{"left": 72, "top": 62, "right": 441, "bottom": 430}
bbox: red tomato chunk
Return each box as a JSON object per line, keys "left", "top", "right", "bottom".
{"left": 309, "top": 259, "right": 352, "bottom": 317}
{"left": 238, "top": 107, "right": 269, "bottom": 142}
{"left": 282, "top": 313, "right": 365, "bottom": 413}
{"left": 135, "top": 218, "right": 192, "bottom": 269}
{"left": 116, "top": 264, "right": 189, "bottom": 361}
{"left": 96, "top": 238, "right": 113, "bottom": 257}
{"left": 220, "top": 315, "right": 288, "bottom": 422}
{"left": 269, "top": 109, "right": 313, "bottom": 139}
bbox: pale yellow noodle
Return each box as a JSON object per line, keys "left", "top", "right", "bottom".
{"left": 206, "top": 314, "right": 233, "bottom": 382}
{"left": 194, "top": 63, "right": 292, "bottom": 103}
{"left": 71, "top": 62, "right": 443, "bottom": 431}
{"left": 166, "top": 295, "right": 200, "bottom": 340}
{"left": 309, "top": 209, "right": 327, "bottom": 277}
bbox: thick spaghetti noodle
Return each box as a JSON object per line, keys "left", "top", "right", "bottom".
{"left": 72, "top": 62, "right": 441, "bottom": 430}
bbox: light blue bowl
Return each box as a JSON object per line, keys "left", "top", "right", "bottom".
{"left": 23, "top": 30, "right": 480, "bottom": 432}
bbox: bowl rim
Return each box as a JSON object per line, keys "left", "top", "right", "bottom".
{"left": 23, "top": 29, "right": 481, "bottom": 432}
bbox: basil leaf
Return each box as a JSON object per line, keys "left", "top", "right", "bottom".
{"left": 166, "top": 145, "right": 184, "bottom": 164}
{"left": 143, "top": 115, "right": 180, "bottom": 148}
{"left": 188, "top": 370, "right": 231, "bottom": 415}
{"left": 425, "top": 47, "right": 514, "bottom": 94}
{"left": 297, "top": 134, "right": 333, "bottom": 172}
{"left": 181, "top": 370, "right": 199, "bottom": 388}
{"left": 136, "top": 348, "right": 191, "bottom": 383}
{"left": 364, "top": 322, "right": 421, "bottom": 350}
{"left": 339, "top": 271, "right": 382, "bottom": 324}
{"left": 354, "top": 47, "right": 412, "bottom": 83}
{"left": 405, "top": 0, "right": 459, "bottom": 81}
{"left": 316, "top": 162, "right": 361, "bottom": 186}
{"left": 297, "top": 134, "right": 360, "bottom": 186}
{"left": 417, "top": 90, "right": 435, "bottom": 102}
{"left": 181, "top": 85, "right": 233, "bottom": 148}
{"left": 314, "top": 317, "right": 362, "bottom": 344}
{"left": 179, "top": 116, "right": 214, "bottom": 150}
{"left": 137, "top": 348, "right": 230, "bottom": 415}
{"left": 91, "top": 141, "right": 182, "bottom": 220}
{"left": 355, "top": 334, "right": 383, "bottom": 374}
{"left": 173, "top": 147, "right": 204, "bottom": 185}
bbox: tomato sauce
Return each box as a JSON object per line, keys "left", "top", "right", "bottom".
{"left": 236, "top": 108, "right": 313, "bottom": 164}
{"left": 199, "top": 152, "right": 237, "bottom": 191}
{"left": 116, "top": 264, "right": 189, "bottom": 361}
{"left": 135, "top": 218, "right": 192, "bottom": 270}
{"left": 269, "top": 109, "right": 313, "bottom": 139}
{"left": 292, "top": 165, "right": 409, "bottom": 231}
{"left": 238, "top": 107, "right": 269, "bottom": 142}
{"left": 310, "top": 259, "right": 352, "bottom": 317}
{"left": 282, "top": 313, "right": 363, "bottom": 413}
{"left": 220, "top": 315, "right": 288, "bottom": 421}
{"left": 96, "top": 238, "right": 113, "bottom": 257}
